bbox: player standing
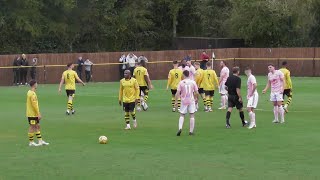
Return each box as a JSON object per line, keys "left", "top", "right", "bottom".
{"left": 225, "top": 67, "right": 248, "bottom": 128}
{"left": 175, "top": 70, "right": 199, "bottom": 136}
{"left": 133, "top": 60, "right": 153, "bottom": 111}
{"left": 218, "top": 61, "right": 230, "bottom": 110}
{"left": 279, "top": 61, "right": 293, "bottom": 113}
{"left": 262, "top": 64, "right": 286, "bottom": 123}
{"left": 119, "top": 70, "right": 140, "bottom": 130}
{"left": 166, "top": 61, "right": 183, "bottom": 112}
{"left": 202, "top": 62, "right": 219, "bottom": 112}
{"left": 26, "top": 80, "right": 49, "bottom": 146}
{"left": 194, "top": 62, "right": 206, "bottom": 110}
{"left": 245, "top": 67, "right": 259, "bottom": 129}
{"left": 184, "top": 60, "right": 196, "bottom": 80}
{"left": 58, "top": 63, "right": 85, "bottom": 115}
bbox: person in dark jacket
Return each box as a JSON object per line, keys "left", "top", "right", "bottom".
{"left": 30, "top": 57, "right": 38, "bottom": 80}
{"left": 13, "top": 56, "right": 21, "bottom": 85}
{"left": 20, "top": 54, "right": 29, "bottom": 85}
{"left": 77, "top": 56, "right": 84, "bottom": 80}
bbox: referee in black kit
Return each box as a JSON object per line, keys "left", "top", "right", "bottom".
{"left": 224, "top": 67, "right": 248, "bottom": 128}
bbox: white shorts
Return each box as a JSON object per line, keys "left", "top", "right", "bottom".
{"left": 270, "top": 92, "right": 283, "bottom": 102}
{"left": 179, "top": 102, "right": 196, "bottom": 114}
{"left": 219, "top": 84, "right": 227, "bottom": 95}
{"left": 247, "top": 92, "right": 259, "bottom": 108}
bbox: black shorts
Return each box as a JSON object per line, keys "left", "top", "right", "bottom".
{"left": 283, "top": 89, "right": 292, "bottom": 98}
{"left": 228, "top": 95, "right": 243, "bottom": 110}
{"left": 204, "top": 90, "right": 214, "bottom": 96}
{"left": 28, "top": 117, "right": 39, "bottom": 125}
{"left": 139, "top": 86, "right": 149, "bottom": 96}
{"left": 171, "top": 89, "right": 177, "bottom": 95}
{"left": 66, "top": 90, "right": 75, "bottom": 97}
{"left": 198, "top": 88, "right": 204, "bottom": 94}
{"left": 123, "top": 102, "right": 136, "bottom": 112}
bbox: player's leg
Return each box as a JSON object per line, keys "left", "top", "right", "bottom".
{"left": 277, "top": 95, "right": 285, "bottom": 123}
{"left": 35, "top": 123, "right": 49, "bottom": 145}
{"left": 123, "top": 103, "right": 131, "bottom": 130}
{"left": 171, "top": 89, "right": 176, "bottom": 112}
{"left": 136, "top": 88, "right": 142, "bottom": 111}
{"left": 189, "top": 102, "right": 196, "bottom": 135}
{"left": 28, "top": 118, "right": 37, "bottom": 146}
{"left": 226, "top": 95, "right": 234, "bottom": 128}
{"left": 247, "top": 94, "right": 258, "bottom": 129}
{"left": 284, "top": 89, "right": 292, "bottom": 112}
{"left": 177, "top": 104, "right": 187, "bottom": 136}
{"left": 199, "top": 89, "right": 206, "bottom": 111}
{"left": 210, "top": 91, "right": 214, "bottom": 111}
{"left": 141, "top": 88, "right": 149, "bottom": 111}
{"left": 236, "top": 99, "right": 247, "bottom": 127}
{"left": 130, "top": 103, "right": 137, "bottom": 128}
{"left": 66, "top": 91, "right": 75, "bottom": 115}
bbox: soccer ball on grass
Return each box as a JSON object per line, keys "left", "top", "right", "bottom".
{"left": 99, "top": 136, "right": 108, "bottom": 144}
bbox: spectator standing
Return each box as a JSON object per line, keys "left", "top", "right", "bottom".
{"left": 138, "top": 55, "right": 148, "bottom": 63}
{"left": 200, "top": 51, "right": 210, "bottom": 70}
{"left": 84, "top": 59, "right": 94, "bottom": 82}
{"left": 77, "top": 56, "right": 84, "bottom": 80}
{"left": 126, "top": 53, "right": 137, "bottom": 75}
{"left": 119, "top": 54, "right": 127, "bottom": 79}
{"left": 20, "top": 54, "right": 29, "bottom": 85}
{"left": 183, "top": 54, "right": 192, "bottom": 61}
{"left": 30, "top": 57, "right": 38, "bottom": 80}
{"left": 13, "top": 56, "right": 21, "bottom": 85}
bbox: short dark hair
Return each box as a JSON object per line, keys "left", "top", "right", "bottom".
{"left": 268, "top": 63, "right": 275, "bottom": 67}
{"left": 232, "top": 66, "right": 240, "bottom": 74}
{"left": 173, "top": 60, "right": 178, "bottom": 65}
{"left": 67, "top": 63, "right": 73, "bottom": 68}
{"left": 194, "top": 62, "right": 200, "bottom": 66}
{"left": 282, "top": 61, "right": 287, "bottom": 66}
{"left": 183, "top": 70, "right": 189, "bottom": 77}
{"left": 206, "top": 62, "right": 212, "bottom": 67}
{"left": 29, "top": 80, "right": 37, "bottom": 87}
{"left": 221, "top": 60, "right": 227, "bottom": 66}
{"left": 245, "top": 66, "right": 251, "bottom": 71}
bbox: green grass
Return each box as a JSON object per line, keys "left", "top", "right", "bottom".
{"left": 0, "top": 76, "right": 319, "bottom": 180}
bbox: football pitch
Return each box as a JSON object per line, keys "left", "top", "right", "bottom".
{"left": 1, "top": 76, "right": 319, "bottom": 180}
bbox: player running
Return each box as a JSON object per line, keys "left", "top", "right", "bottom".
{"left": 26, "top": 80, "right": 49, "bottom": 146}
{"left": 279, "top": 61, "right": 293, "bottom": 113}
{"left": 262, "top": 64, "right": 286, "bottom": 123}
{"left": 202, "top": 62, "right": 219, "bottom": 112}
{"left": 133, "top": 60, "right": 153, "bottom": 111}
{"left": 225, "top": 67, "right": 248, "bottom": 128}
{"left": 58, "top": 63, "right": 85, "bottom": 115}
{"left": 194, "top": 62, "right": 206, "bottom": 111}
{"left": 167, "top": 61, "right": 183, "bottom": 112}
{"left": 245, "top": 67, "right": 259, "bottom": 129}
{"left": 218, "top": 61, "right": 229, "bottom": 110}
{"left": 119, "top": 70, "right": 140, "bottom": 130}
{"left": 175, "top": 70, "right": 199, "bottom": 136}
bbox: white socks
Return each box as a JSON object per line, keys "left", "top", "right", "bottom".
{"left": 278, "top": 106, "right": 285, "bottom": 122}
{"left": 179, "top": 116, "right": 184, "bottom": 130}
{"left": 190, "top": 118, "right": 195, "bottom": 133}
{"left": 249, "top": 111, "right": 256, "bottom": 125}
{"left": 221, "top": 95, "right": 227, "bottom": 107}
{"left": 273, "top": 106, "right": 279, "bottom": 121}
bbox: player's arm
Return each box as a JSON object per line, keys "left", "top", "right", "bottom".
{"left": 175, "top": 84, "right": 181, "bottom": 106}
{"left": 250, "top": 82, "right": 257, "bottom": 98}
{"left": 193, "top": 83, "right": 199, "bottom": 102}
{"left": 280, "top": 73, "right": 285, "bottom": 93}
{"left": 262, "top": 80, "right": 270, "bottom": 94}
{"left": 75, "top": 73, "right": 85, "bottom": 86}
{"left": 166, "top": 72, "right": 172, "bottom": 90}
{"left": 144, "top": 70, "right": 153, "bottom": 89}
{"left": 134, "top": 80, "right": 140, "bottom": 104}
{"left": 219, "top": 72, "right": 225, "bottom": 84}
{"left": 58, "top": 74, "right": 65, "bottom": 93}
{"left": 213, "top": 72, "right": 219, "bottom": 90}
{"left": 118, "top": 81, "right": 123, "bottom": 106}
{"left": 236, "top": 79, "right": 242, "bottom": 103}
{"left": 31, "top": 95, "right": 41, "bottom": 120}
{"left": 287, "top": 72, "right": 292, "bottom": 89}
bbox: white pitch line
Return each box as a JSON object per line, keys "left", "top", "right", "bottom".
{"left": 255, "top": 109, "right": 312, "bottom": 113}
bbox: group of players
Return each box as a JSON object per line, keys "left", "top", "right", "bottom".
{"left": 25, "top": 59, "right": 293, "bottom": 146}
{"left": 118, "top": 59, "right": 293, "bottom": 136}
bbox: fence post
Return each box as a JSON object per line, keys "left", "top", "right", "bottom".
{"left": 233, "top": 58, "right": 236, "bottom": 67}
{"left": 313, "top": 58, "right": 316, "bottom": 77}
{"left": 43, "top": 65, "right": 47, "bottom": 84}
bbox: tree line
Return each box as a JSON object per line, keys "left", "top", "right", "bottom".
{"left": 0, "top": 0, "right": 319, "bottom": 54}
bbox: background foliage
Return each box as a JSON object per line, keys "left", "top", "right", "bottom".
{"left": 0, "top": 0, "right": 319, "bottom": 54}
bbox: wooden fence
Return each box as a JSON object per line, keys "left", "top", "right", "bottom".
{"left": 0, "top": 48, "right": 319, "bottom": 86}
